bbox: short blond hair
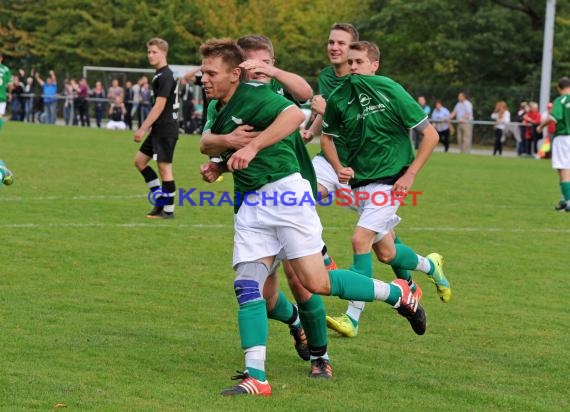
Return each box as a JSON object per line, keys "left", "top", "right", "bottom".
{"left": 147, "top": 37, "right": 169, "bottom": 54}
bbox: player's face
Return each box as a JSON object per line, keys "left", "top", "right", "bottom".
{"left": 147, "top": 45, "right": 166, "bottom": 68}
{"left": 327, "top": 29, "right": 352, "bottom": 66}
{"left": 243, "top": 49, "right": 274, "bottom": 83}
{"left": 347, "top": 49, "right": 378, "bottom": 75}
{"left": 201, "top": 56, "right": 241, "bottom": 103}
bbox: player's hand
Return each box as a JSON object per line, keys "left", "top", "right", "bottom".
{"left": 227, "top": 145, "right": 259, "bottom": 171}
{"left": 200, "top": 162, "right": 222, "bottom": 183}
{"left": 134, "top": 127, "right": 146, "bottom": 142}
{"left": 392, "top": 175, "right": 414, "bottom": 198}
{"left": 337, "top": 167, "right": 354, "bottom": 185}
{"left": 239, "top": 59, "right": 276, "bottom": 80}
{"left": 229, "top": 125, "right": 259, "bottom": 149}
{"left": 301, "top": 130, "right": 314, "bottom": 143}
{"left": 311, "top": 95, "right": 326, "bottom": 116}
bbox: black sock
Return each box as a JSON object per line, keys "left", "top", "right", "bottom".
{"left": 162, "top": 180, "right": 176, "bottom": 213}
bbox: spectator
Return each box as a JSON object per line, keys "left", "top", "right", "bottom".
{"left": 23, "top": 76, "right": 35, "bottom": 123}
{"left": 431, "top": 100, "right": 452, "bottom": 152}
{"left": 523, "top": 101, "right": 541, "bottom": 156}
{"left": 514, "top": 101, "right": 529, "bottom": 156}
{"left": 91, "top": 80, "right": 106, "bottom": 128}
{"left": 131, "top": 76, "right": 142, "bottom": 127}
{"left": 61, "top": 78, "right": 76, "bottom": 126}
{"left": 10, "top": 75, "right": 25, "bottom": 121}
{"left": 123, "top": 80, "right": 134, "bottom": 130}
{"left": 179, "top": 76, "right": 195, "bottom": 134}
{"left": 107, "top": 78, "right": 124, "bottom": 102}
{"left": 412, "top": 96, "right": 431, "bottom": 149}
{"left": 75, "top": 77, "right": 90, "bottom": 127}
{"left": 106, "top": 95, "right": 127, "bottom": 130}
{"left": 35, "top": 70, "right": 58, "bottom": 124}
{"left": 491, "top": 100, "right": 510, "bottom": 156}
{"left": 450, "top": 91, "right": 474, "bottom": 153}
{"left": 139, "top": 76, "right": 151, "bottom": 124}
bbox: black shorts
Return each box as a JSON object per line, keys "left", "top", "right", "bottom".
{"left": 139, "top": 123, "right": 179, "bottom": 163}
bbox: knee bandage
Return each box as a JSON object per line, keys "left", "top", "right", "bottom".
{"left": 234, "top": 262, "right": 270, "bottom": 305}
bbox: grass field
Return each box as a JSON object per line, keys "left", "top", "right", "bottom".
{"left": 1, "top": 122, "right": 569, "bottom": 411}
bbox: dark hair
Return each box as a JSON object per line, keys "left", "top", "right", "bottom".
{"left": 237, "top": 35, "right": 274, "bottom": 58}
{"left": 330, "top": 23, "right": 359, "bottom": 42}
{"left": 349, "top": 41, "right": 380, "bottom": 63}
{"left": 558, "top": 77, "right": 570, "bottom": 90}
{"left": 147, "top": 37, "right": 169, "bottom": 54}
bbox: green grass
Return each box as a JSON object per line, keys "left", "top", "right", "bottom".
{"left": 1, "top": 122, "right": 569, "bottom": 411}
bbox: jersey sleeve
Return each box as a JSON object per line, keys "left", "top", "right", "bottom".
{"left": 322, "top": 95, "right": 342, "bottom": 138}
{"left": 391, "top": 83, "right": 428, "bottom": 129}
{"left": 202, "top": 100, "right": 218, "bottom": 133}
{"left": 550, "top": 96, "right": 567, "bottom": 123}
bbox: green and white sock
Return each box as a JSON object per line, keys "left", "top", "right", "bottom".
{"left": 239, "top": 299, "right": 268, "bottom": 381}
{"left": 561, "top": 182, "right": 570, "bottom": 203}
{"left": 345, "top": 253, "right": 373, "bottom": 324}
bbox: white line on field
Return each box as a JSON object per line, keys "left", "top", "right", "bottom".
{"left": 0, "top": 223, "right": 569, "bottom": 233}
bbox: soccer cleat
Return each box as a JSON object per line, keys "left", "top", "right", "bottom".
{"left": 309, "top": 357, "right": 333, "bottom": 379}
{"left": 326, "top": 313, "right": 358, "bottom": 337}
{"left": 324, "top": 257, "right": 338, "bottom": 271}
{"left": 426, "top": 253, "right": 452, "bottom": 303}
{"left": 392, "top": 279, "right": 427, "bottom": 335}
{"left": 0, "top": 163, "right": 14, "bottom": 186}
{"left": 146, "top": 210, "right": 174, "bottom": 219}
{"left": 220, "top": 371, "right": 272, "bottom": 397}
{"left": 289, "top": 324, "right": 310, "bottom": 361}
{"left": 554, "top": 200, "right": 567, "bottom": 211}
{"left": 146, "top": 205, "right": 164, "bottom": 217}
{"left": 411, "top": 282, "right": 423, "bottom": 302}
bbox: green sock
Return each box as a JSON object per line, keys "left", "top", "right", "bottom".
{"left": 386, "top": 283, "right": 404, "bottom": 306}
{"left": 561, "top": 182, "right": 570, "bottom": 202}
{"left": 328, "top": 269, "right": 375, "bottom": 301}
{"left": 392, "top": 236, "right": 414, "bottom": 287}
{"left": 238, "top": 299, "right": 267, "bottom": 381}
{"left": 390, "top": 243, "right": 420, "bottom": 270}
{"left": 350, "top": 252, "right": 372, "bottom": 277}
{"left": 298, "top": 294, "right": 328, "bottom": 349}
{"left": 0, "top": 118, "right": 4, "bottom": 130}
{"left": 267, "top": 291, "right": 294, "bottom": 323}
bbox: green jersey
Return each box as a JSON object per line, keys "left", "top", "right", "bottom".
{"left": 323, "top": 75, "right": 427, "bottom": 188}
{"left": 550, "top": 94, "right": 570, "bottom": 137}
{"left": 318, "top": 66, "right": 348, "bottom": 98}
{"left": 0, "top": 64, "right": 12, "bottom": 102}
{"left": 204, "top": 81, "right": 316, "bottom": 209}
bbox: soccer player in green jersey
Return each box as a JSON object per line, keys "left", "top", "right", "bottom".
{"left": 198, "top": 38, "right": 424, "bottom": 397}
{"left": 201, "top": 34, "right": 333, "bottom": 378}
{"left": 537, "top": 77, "right": 570, "bottom": 212}
{"left": 323, "top": 41, "right": 451, "bottom": 337}
{"left": 0, "top": 52, "right": 13, "bottom": 131}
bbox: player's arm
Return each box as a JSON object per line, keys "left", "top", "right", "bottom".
{"left": 393, "top": 121, "right": 439, "bottom": 193}
{"left": 321, "top": 133, "right": 353, "bottom": 184}
{"left": 302, "top": 114, "right": 323, "bottom": 143}
{"left": 200, "top": 125, "right": 259, "bottom": 155}
{"left": 227, "top": 105, "right": 304, "bottom": 171}
{"left": 134, "top": 96, "right": 166, "bottom": 141}
{"left": 200, "top": 160, "right": 228, "bottom": 183}
{"left": 537, "top": 116, "right": 555, "bottom": 134}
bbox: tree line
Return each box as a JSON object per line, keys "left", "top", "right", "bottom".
{"left": 1, "top": 0, "right": 568, "bottom": 117}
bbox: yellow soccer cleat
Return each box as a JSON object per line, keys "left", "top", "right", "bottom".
{"left": 426, "top": 253, "right": 452, "bottom": 303}
{"left": 326, "top": 313, "right": 358, "bottom": 337}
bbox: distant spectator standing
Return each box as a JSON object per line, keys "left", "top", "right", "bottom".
{"left": 491, "top": 101, "right": 510, "bottom": 156}
{"left": 0, "top": 52, "right": 13, "bottom": 130}
{"left": 123, "top": 80, "right": 134, "bottom": 130}
{"left": 523, "top": 102, "right": 541, "bottom": 156}
{"left": 450, "top": 92, "right": 474, "bottom": 153}
{"left": 10, "top": 75, "right": 25, "bottom": 121}
{"left": 61, "top": 78, "right": 76, "bottom": 126}
{"left": 35, "top": 70, "right": 58, "bottom": 124}
{"left": 412, "top": 96, "right": 431, "bottom": 149}
{"left": 537, "top": 77, "right": 570, "bottom": 212}
{"left": 131, "top": 76, "right": 142, "bottom": 127}
{"left": 23, "top": 76, "right": 35, "bottom": 123}
{"left": 91, "top": 80, "right": 106, "bottom": 128}
{"left": 431, "top": 100, "right": 452, "bottom": 152}
{"left": 179, "top": 76, "right": 195, "bottom": 133}
{"left": 515, "top": 102, "right": 529, "bottom": 155}
{"left": 107, "top": 78, "right": 124, "bottom": 102}
{"left": 75, "top": 78, "right": 90, "bottom": 127}
{"left": 139, "top": 76, "right": 151, "bottom": 124}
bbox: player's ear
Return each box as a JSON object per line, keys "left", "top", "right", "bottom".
{"left": 372, "top": 60, "right": 380, "bottom": 73}
{"left": 233, "top": 66, "right": 246, "bottom": 82}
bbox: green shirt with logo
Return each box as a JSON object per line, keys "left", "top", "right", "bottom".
{"left": 322, "top": 75, "right": 427, "bottom": 188}
{"left": 550, "top": 94, "right": 570, "bottom": 137}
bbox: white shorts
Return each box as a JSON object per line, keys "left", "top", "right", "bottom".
{"left": 107, "top": 120, "right": 127, "bottom": 130}
{"left": 233, "top": 173, "right": 324, "bottom": 267}
{"left": 312, "top": 155, "right": 357, "bottom": 209}
{"left": 353, "top": 182, "right": 401, "bottom": 242}
{"left": 0, "top": 102, "right": 6, "bottom": 116}
{"left": 552, "top": 136, "right": 570, "bottom": 169}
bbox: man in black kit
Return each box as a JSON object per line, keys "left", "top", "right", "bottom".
{"left": 134, "top": 37, "right": 180, "bottom": 219}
